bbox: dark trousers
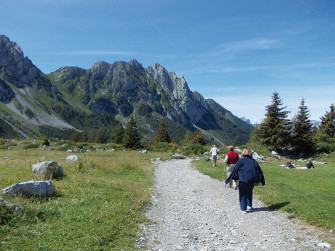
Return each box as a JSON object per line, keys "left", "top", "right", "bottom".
{"left": 239, "top": 181, "right": 254, "bottom": 211}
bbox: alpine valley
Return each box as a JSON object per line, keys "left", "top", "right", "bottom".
{"left": 0, "top": 35, "right": 253, "bottom": 145}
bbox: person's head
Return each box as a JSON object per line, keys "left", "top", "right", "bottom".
{"left": 213, "top": 145, "right": 216, "bottom": 148}
{"left": 241, "top": 148, "right": 252, "bottom": 157}
{"left": 228, "top": 145, "right": 234, "bottom": 151}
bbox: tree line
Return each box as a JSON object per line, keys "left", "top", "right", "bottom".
{"left": 66, "top": 117, "right": 207, "bottom": 154}
{"left": 251, "top": 92, "right": 335, "bottom": 156}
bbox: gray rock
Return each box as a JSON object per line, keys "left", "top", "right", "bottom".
{"left": 2, "top": 180, "right": 54, "bottom": 197}
{"left": 31, "top": 161, "right": 64, "bottom": 179}
{"left": 318, "top": 242, "right": 331, "bottom": 249}
{"left": 66, "top": 155, "right": 79, "bottom": 162}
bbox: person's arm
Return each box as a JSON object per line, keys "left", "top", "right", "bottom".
{"left": 224, "top": 154, "right": 228, "bottom": 163}
{"left": 255, "top": 163, "right": 265, "bottom": 186}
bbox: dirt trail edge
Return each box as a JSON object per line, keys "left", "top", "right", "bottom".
{"left": 137, "top": 158, "right": 332, "bottom": 250}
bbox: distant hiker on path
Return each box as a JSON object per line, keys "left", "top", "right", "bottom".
{"left": 224, "top": 146, "right": 240, "bottom": 189}
{"left": 225, "top": 148, "right": 265, "bottom": 214}
{"left": 209, "top": 145, "right": 219, "bottom": 167}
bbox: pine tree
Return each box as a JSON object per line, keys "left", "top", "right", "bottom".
{"left": 82, "top": 131, "right": 89, "bottom": 142}
{"left": 319, "top": 104, "right": 335, "bottom": 137}
{"left": 42, "top": 136, "right": 50, "bottom": 146}
{"left": 123, "top": 117, "right": 142, "bottom": 149}
{"left": 254, "top": 92, "right": 291, "bottom": 151}
{"left": 70, "top": 131, "right": 80, "bottom": 143}
{"left": 183, "top": 131, "right": 194, "bottom": 145}
{"left": 110, "top": 124, "right": 125, "bottom": 144}
{"left": 154, "top": 120, "right": 171, "bottom": 144}
{"left": 291, "top": 98, "right": 315, "bottom": 156}
{"left": 190, "top": 129, "right": 206, "bottom": 145}
{"left": 316, "top": 104, "right": 335, "bottom": 153}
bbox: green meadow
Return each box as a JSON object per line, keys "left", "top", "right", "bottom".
{"left": 0, "top": 146, "right": 169, "bottom": 250}
{"left": 193, "top": 155, "right": 335, "bottom": 245}
{"left": 1, "top": 140, "right": 335, "bottom": 249}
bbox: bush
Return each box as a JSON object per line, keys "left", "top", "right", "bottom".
{"left": 154, "top": 142, "right": 172, "bottom": 152}
{"left": 186, "top": 143, "right": 206, "bottom": 155}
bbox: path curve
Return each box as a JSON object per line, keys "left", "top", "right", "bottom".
{"left": 137, "top": 159, "right": 331, "bottom": 250}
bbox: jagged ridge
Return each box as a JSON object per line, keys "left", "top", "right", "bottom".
{"left": 0, "top": 35, "right": 253, "bottom": 144}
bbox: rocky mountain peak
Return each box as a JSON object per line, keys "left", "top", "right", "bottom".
{"left": 146, "top": 63, "right": 174, "bottom": 93}
{"left": 0, "top": 35, "right": 40, "bottom": 88}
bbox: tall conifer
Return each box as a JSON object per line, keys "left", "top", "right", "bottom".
{"left": 190, "top": 129, "right": 206, "bottom": 145}
{"left": 254, "top": 92, "right": 291, "bottom": 151}
{"left": 123, "top": 117, "right": 141, "bottom": 149}
{"left": 316, "top": 104, "right": 335, "bottom": 153}
{"left": 319, "top": 104, "right": 335, "bottom": 137}
{"left": 291, "top": 98, "right": 315, "bottom": 155}
{"left": 110, "top": 124, "right": 125, "bottom": 144}
{"left": 154, "top": 120, "right": 171, "bottom": 144}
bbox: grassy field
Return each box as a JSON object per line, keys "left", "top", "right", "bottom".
{"left": 0, "top": 147, "right": 169, "bottom": 250}
{"left": 193, "top": 155, "right": 335, "bottom": 239}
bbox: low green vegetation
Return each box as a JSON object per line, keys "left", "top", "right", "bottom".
{"left": 0, "top": 148, "right": 169, "bottom": 250}
{"left": 193, "top": 155, "right": 335, "bottom": 231}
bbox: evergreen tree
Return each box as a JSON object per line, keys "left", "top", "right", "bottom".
{"left": 316, "top": 104, "right": 335, "bottom": 153}
{"left": 319, "top": 104, "right": 335, "bottom": 137}
{"left": 42, "top": 136, "right": 50, "bottom": 146}
{"left": 70, "top": 131, "right": 80, "bottom": 143}
{"left": 183, "top": 131, "right": 194, "bottom": 145}
{"left": 254, "top": 92, "right": 291, "bottom": 151}
{"left": 95, "top": 128, "right": 107, "bottom": 144}
{"left": 154, "top": 120, "right": 171, "bottom": 144}
{"left": 110, "top": 124, "right": 125, "bottom": 144}
{"left": 291, "top": 98, "right": 315, "bottom": 156}
{"left": 190, "top": 129, "right": 206, "bottom": 145}
{"left": 123, "top": 117, "right": 142, "bottom": 149}
{"left": 82, "top": 131, "right": 89, "bottom": 142}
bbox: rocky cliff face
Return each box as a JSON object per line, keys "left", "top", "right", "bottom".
{"left": 0, "top": 35, "right": 59, "bottom": 95}
{"left": 0, "top": 79, "right": 15, "bottom": 103}
{"left": 0, "top": 35, "right": 253, "bottom": 144}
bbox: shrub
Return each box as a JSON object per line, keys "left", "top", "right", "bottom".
{"left": 186, "top": 143, "right": 206, "bottom": 155}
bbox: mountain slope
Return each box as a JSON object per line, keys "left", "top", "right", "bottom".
{"left": 0, "top": 35, "right": 253, "bottom": 144}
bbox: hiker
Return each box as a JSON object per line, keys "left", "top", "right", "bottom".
{"left": 306, "top": 160, "right": 315, "bottom": 169}
{"left": 224, "top": 146, "right": 239, "bottom": 189}
{"left": 225, "top": 148, "right": 265, "bottom": 214}
{"left": 209, "top": 145, "right": 219, "bottom": 167}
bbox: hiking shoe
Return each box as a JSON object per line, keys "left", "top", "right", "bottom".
{"left": 247, "top": 206, "right": 253, "bottom": 212}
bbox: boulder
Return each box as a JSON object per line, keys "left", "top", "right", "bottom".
{"left": 66, "top": 155, "right": 79, "bottom": 162}
{"left": 2, "top": 180, "right": 54, "bottom": 197}
{"left": 0, "top": 197, "right": 22, "bottom": 211}
{"left": 31, "top": 161, "right": 64, "bottom": 179}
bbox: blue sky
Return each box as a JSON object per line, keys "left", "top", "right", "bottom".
{"left": 1, "top": 0, "right": 334, "bottom": 124}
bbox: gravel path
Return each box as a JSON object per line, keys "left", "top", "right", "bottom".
{"left": 137, "top": 158, "right": 332, "bottom": 250}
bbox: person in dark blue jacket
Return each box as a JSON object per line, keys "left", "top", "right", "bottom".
{"left": 225, "top": 148, "right": 265, "bottom": 214}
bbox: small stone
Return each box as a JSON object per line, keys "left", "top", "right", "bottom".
{"left": 318, "top": 242, "right": 331, "bottom": 249}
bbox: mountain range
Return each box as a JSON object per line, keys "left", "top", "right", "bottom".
{"left": 0, "top": 35, "right": 253, "bottom": 145}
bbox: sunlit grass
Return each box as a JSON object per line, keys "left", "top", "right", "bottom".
{"left": 193, "top": 157, "right": 335, "bottom": 231}
{"left": 0, "top": 149, "right": 168, "bottom": 250}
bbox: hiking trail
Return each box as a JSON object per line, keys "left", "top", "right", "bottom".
{"left": 137, "top": 158, "right": 332, "bottom": 250}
